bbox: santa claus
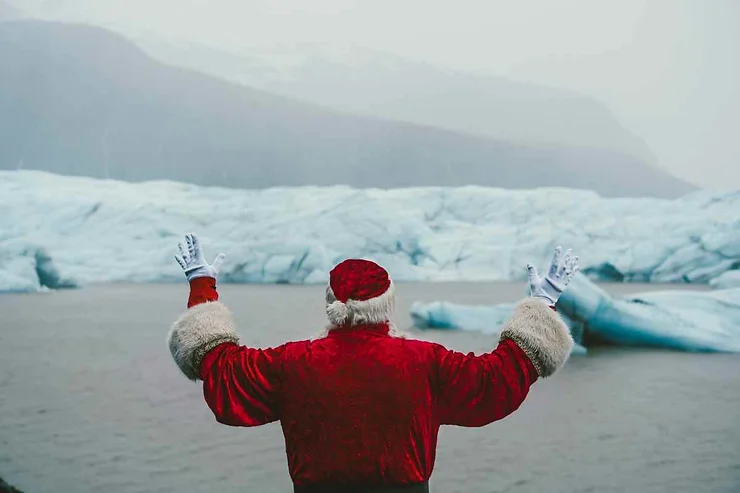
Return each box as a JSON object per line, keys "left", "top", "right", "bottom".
{"left": 170, "top": 234, "right": 578, "bottom": 493}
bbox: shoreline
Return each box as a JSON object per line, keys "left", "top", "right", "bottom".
{"left": 0, "top": 278, "right": 715, "bottom": 295}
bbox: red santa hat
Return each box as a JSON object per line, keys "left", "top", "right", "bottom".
{"left": 326, "top": 259, "right": 396, "bottom": 326}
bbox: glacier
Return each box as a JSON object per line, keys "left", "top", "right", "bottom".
{"left": 0, "top": 170, "right": 739, "bottom": 292}
{"left": 0, "top": 239, "right": 76, "bottom": 292}
{"left": 709, "top": 270, "right": 740, "bottom": 289}
{"left": 410, "top": 274, "right": 740, "bottom": 353}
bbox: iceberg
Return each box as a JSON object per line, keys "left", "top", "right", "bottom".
{"left": 410, "top": 301, "right": 518, "bottom": 333}
{"left": 410, "top": 275, "right": 740, "bottom": 353}
{"left": 409, "top": 300, "right": 588, "bottom": 355}
{"left": 0, "top": 170, "right": 739, "bottom": 292}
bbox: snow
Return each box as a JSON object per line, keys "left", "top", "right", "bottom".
{"left": 0, "top": 170, "right": 739, "bottom": 292}
{"left": 410, "top": 275, "right": 740, "bottom": 353}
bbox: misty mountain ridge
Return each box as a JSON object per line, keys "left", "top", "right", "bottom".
{"left": 0, "top": 20, "right": 695, "bottom": 198}
{"left": 135, "top": 38, "right": 658, "bottom": 166}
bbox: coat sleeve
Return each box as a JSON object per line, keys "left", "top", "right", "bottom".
{"left": 434, "top": 297, "right": 573, "bottom": 427}
{"left": 199, "top": 342, "right": 284, "bottom": 427}
{"left": 167, "top": 277, "right": 283, "bottom": 426}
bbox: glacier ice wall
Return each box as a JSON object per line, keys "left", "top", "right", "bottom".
{"left": 410, "top": 275, "right": 740, "bottom": 353}
{"left": 709, "top": 271, "right": 740, "bottom": 290}
{"left": 0, "top": 239, "right": 76, "bottom": 292}
{"left": 0, "top": 171, "right": 738, "bottom": 292}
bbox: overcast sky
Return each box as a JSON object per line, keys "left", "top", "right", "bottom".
{"left": 10, "top": 0, "right": 740, "bottom": 188}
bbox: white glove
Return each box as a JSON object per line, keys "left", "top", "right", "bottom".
{"left": 527, "top": 246, "right": 579, "bottom": 306}
{"left": 174, "top": 233, "right": 226, "bottom": 282}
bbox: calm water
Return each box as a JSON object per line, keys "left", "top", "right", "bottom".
{"left": 1, "top": 282, "right": 739, "bottom": 493}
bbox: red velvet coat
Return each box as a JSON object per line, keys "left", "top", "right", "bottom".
{"left": 170, "top": 277, "right": 571, "bottom": 488}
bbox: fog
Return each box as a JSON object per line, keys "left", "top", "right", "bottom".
{"left": 6, "top": 0, "right": 740, "bottom": 188}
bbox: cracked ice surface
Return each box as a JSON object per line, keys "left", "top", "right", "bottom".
{"left": 410, "top": 275, "right": 740, "bottom": 353}
{"left": 0, "top": 171, "right": 738, "bottom": 292}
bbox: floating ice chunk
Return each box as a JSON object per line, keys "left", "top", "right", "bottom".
{"left": 410, "top": 300, "right": 588, "bottom": 355}
{"left": 411, "top": 274, "right": 740, "bottom": 353}
{"left": 410, "top": 301, "right": 517, "bottom": 333}
{"left": 575, "top": 288, "right": 740, "bottom": 352}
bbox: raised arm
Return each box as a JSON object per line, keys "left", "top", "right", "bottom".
{"left": 435, "top": 247, "right": 578, "bottom": 427}
{"left": 168, "top": 234, "right": 283, "bottom": 427}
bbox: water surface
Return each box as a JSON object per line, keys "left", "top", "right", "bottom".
{"left": 1, "top": 282, "right": 738, "bottom": 493}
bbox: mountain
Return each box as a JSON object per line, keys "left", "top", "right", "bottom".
{"left": 136, "top": 39, "right": 657, "bottom": 165}
{"left": 0, "top": 20, "right": 695, "bottom": 197}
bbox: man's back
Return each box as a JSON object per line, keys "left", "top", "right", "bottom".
{"left": 170, "top": 241, "right": 577, "bottom": 491}
{"left": 281, "top": 325, "right": 440, "bottom": 486}
{"left": 199, "top": 319, "right": 540, "bottom": 487}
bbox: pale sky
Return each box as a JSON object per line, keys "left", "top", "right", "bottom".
{"left": 10, "top": 0, "right": 740, "bottom": 188}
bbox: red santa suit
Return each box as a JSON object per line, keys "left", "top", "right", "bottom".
{"left": 168, "top": 259, "right": 573, "bottom": 492}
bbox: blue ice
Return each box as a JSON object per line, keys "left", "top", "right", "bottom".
{"left": 411, "top": 274, "right": 740, "bottom": 353}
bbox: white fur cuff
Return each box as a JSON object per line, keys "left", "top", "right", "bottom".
{"left": 167, "top": 301, "right": 240, "bottom": 381}
{"left": 499, "top": 297, "right": 574, "bottom": 378}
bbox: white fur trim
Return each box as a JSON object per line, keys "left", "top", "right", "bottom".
{"left": 167, "top": 301, "right": 240, "bottom": 381}
{"left": 386, "top": 322, "right": 405, "bottom": 338}
{"left": 311, "top": 322, "right": 405, "bottom": 341}
{"left": 326, "top": 300, "right": 349, "bottom": 325}
{"left": 325, "top": 280, "right": 396, "bottom": 326}
{"left": 498, "top": 297, "right": 574, "bottom": 378}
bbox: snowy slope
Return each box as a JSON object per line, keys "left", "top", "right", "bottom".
{"left": 0, "top": 170, "right": 738, "bottom": 292}
{"left": 410, "top": 275, "right": 740, "bottom": 353}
